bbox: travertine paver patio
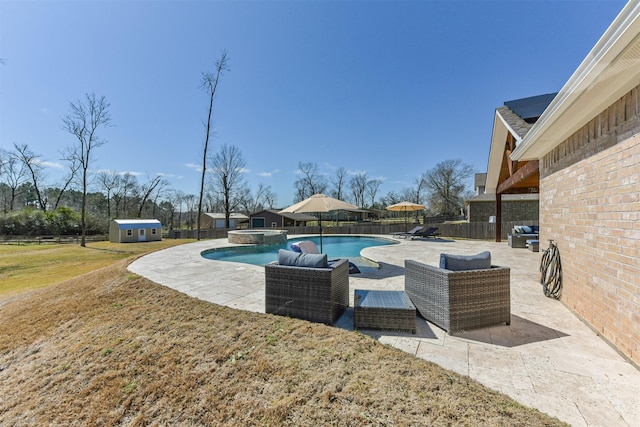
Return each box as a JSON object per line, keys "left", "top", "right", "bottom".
{"left": 128, "top": 235, "right": 640, "bottom": 427}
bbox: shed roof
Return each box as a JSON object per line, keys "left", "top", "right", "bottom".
{"left": 112, "top": 219, "right": 162, "bottom": 229}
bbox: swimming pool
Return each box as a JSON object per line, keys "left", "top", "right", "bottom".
{"left": 201, "top": 235, "right": 398, "bottom": 269}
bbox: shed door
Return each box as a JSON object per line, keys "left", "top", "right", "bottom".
{"left": 138, "top": 228, "right": 146, "bottom": 241}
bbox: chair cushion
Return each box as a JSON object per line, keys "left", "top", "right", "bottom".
{"left": 278, "top": 249, "right": 329, "bottom": 268}
{"left": 439, "top": 251, "right": 491, "bottom": 271}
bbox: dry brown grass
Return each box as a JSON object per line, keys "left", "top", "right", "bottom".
{"left": 0, "top": 256, "right": 567, "bottom": 426}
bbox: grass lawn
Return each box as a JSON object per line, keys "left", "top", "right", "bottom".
{"left": 0, "top": 240, "right": 567, "bottom": 426}
{"left": 0, "top": 240, "right": 193, "bottom": 297}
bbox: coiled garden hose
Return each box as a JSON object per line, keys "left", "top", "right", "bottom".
{"left": 540, "top": 240, "right": 562, "bottom": 299}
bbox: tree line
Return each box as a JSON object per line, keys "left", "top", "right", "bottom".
{"left": 1, "top": 50, "right": 475, "bottom": 239}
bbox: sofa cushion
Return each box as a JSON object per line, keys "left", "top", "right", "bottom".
{"left": 521, "top": 225, "right": 533, "bottom": 234}
{"left": 439, "top": 251, "right": 491, "bottom": 271}
{"left": 278, "top": 249, "right": 329, "bottom": 268}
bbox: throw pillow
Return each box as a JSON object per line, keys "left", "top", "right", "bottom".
{"left": 521, "top": 225, "right": 533, "bottom": 234}
{"left": 439, "top": 251, "right": 491, "bottom": 271}
{"left": 277, "top": 249, "right": 329, "bottom": 268}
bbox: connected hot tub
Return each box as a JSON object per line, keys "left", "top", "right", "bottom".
{"left": 227, "top": 229, "right": 288, "bottom": 245}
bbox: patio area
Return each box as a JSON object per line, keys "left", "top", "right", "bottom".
{"left": 128, "top": 235, "right": 640, "bottom": 427}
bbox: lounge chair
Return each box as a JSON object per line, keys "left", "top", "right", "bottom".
{"left": 404, "top": 251, "right": 510, "bottom": 333}
{"left": 411, "top": 227, "right": 440, "bottom": 240}
{"left": 391, "top": 225, "right": 426, "bottom": 239}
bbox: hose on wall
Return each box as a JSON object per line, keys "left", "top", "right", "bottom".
{"left": 540, "top": 240, "right": 562, "bottom": 299}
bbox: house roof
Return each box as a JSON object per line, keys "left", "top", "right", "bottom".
{"left": 202, "top": 212, "right": 249, "bottom": 220}
{"left": 512, "top": 2, "right": 640, "bottom": 160}
{"left": 485, "top": 94, "right": 555, "bottom": 194}
{"left": 504, "top": 93, "right": 558, "bottom": 124}
{"left": 255, "top": 209, "right": 318, "bottom": 222}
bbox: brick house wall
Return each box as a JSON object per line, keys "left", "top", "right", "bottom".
{"left": 468, "top": 198, "right": 539, "bottom": 223}
{"left": 540, "top": 85, "right": 640, "bottom": 365}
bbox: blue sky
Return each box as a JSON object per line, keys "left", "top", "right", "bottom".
{"left": 0, "top": 0, "right": 628, "bottom": 207}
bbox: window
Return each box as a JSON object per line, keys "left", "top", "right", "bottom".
{"left": 271, "top": 222, "right": 277, "bottom": 228}
{"left": 151, "top": 228, "right": 157, "bottom": 235}
{"left": 127, "top": 229, "right": 132, "bottom": 236}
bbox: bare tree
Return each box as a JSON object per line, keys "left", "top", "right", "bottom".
{"left": 51, "top": 146, "right": 81, "bottom": 210}
{"left": 112, "top": 172, "right": 137, "bottom": 218}
{"left": 415, "top": 173, "right": 429, "bottom": 205}
{"left": 197, "top": 50, "right": 230, "bottom": 240}
{"left": 0, "top": 149, "right": 7, "bottom": 181}
{"left": 423, "top": 159, "right": 474, "bottom": 216}
{"left": 366, "top": 178, "right": 383, "bottom": 209}
{"left": 151, "top": 179, "right": 169, "bottom": 218}
{"left": 349, "top": 171, "right": 368, "bottom": 208}
{"left": 2, "top": 155, "right": 26, "bottom": 212}
{"left": 137, "top": 175, "right": 166, "bottom": 218}
{"left": 256, "top": 183, "right": 277, "bottom": 211}
{"left": 13, "top": 143, "right": 47, "bottom": 211}
{"left": 62, "top": 93, "right": 112, "bottom": 246}
{"left": 184, "top": 194, "right": 197, "bottom": 229}
{"left": 97, "top": 170, "right": 120, "bottom": 219}
{"left": 238, "top": 183, "right": 277, "bottom": 214}
{"left": 209, "top": 144, "right": 246, "bottom": 228}
{"left": 330, "top": 166, "right": 348, "bottom": 200}
{"left": 294, "top": 161, "right": 328, "bottom": 202}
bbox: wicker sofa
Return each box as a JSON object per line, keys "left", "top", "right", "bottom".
{"left": 508, "top": 225, "right": 539, "bottom": 248}
{"left": 265, "top": 254, "right": 349, "bottom": 325}
{"left": 404, "top": 253, "right": 511, "bottom": 333}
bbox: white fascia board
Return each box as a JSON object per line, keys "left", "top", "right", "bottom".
{"left": 484, "top": 111, "right": 514, "bottom": 194}
{"left": 512, "top": 1, "right": 640, "bottom": 161}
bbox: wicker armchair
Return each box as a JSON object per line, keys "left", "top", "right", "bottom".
{"left": 265, "top": 258, "right": 349, "bottom": 325}
{"left": 404, "top": 260, "right": 510, "bottom": 333}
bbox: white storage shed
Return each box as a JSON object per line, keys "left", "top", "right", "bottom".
{"left": 109, "top": 219, "right": 162, "bottom": 243}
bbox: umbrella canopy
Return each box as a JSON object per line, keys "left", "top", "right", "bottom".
{"left": 281, "top": 193, "right": 359, "bottom": 214}
{"left": 386, "top": 201, "right": 425, "bottom": 212}
{"left": 280, "top": 194, "right": 358, "bottom": 252}
{"left": 386, "top": 201, "right": 425, "bottom": 231}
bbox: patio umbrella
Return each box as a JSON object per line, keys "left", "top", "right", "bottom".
{"left": 386, "top": 201, "right": 425, "bottom": 231}
{"left": 279, "top": 194, "right": 358, "bottom": 252}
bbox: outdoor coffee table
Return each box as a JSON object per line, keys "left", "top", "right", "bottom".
{"left": 354, "top": 290, "right": 416, "bottom": 334}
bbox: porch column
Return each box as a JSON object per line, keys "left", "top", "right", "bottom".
{"left": 495, "top": 192, "right": 502, "bottom": 242}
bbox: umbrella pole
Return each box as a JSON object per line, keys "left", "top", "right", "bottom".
{"left": 319, "top": 213, "right": 323, "bottom": 253}
{"left": 405, "top": 207, "right": 408, "bottom": 232}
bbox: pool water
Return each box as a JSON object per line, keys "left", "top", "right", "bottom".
{"left": 201, "top": 235, "right": 397, "bottom": 270}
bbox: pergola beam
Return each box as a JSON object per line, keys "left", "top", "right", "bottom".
{"left": 497, "top": 160, "right": 539, "bottom": 195}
